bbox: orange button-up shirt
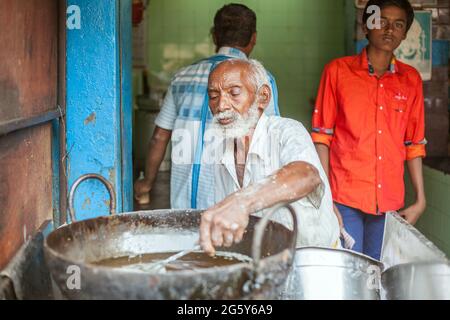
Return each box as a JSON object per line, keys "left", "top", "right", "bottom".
{"left": 312, "top": 48, "right": 426, "bottom": 215}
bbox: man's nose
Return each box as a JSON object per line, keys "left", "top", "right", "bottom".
{"left": 217, "top": 95, "right": 231, "bottom": 112}
{"left": 384, "top": 22, "right": 394, "bottom": 33}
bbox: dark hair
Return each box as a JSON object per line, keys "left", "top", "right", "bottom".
{"left": 212, "top": 3, "right": 257, "bottom": 49}
{"left": 362, "top": 0, "right": 415, "bottom": 32}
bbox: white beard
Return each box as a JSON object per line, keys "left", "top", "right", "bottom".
{"left": 212, "top": 102, "right": 260, "bottom": 139}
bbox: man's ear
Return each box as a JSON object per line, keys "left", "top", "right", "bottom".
{"left": 362, "top": 24, "right": 369, "bottom": 37}
{"left": 244, "top": 32, "right": 257, "bottom": 56}
{"left": 251, "top": 32, "right": 257, "bottom": 46}
{"left": 257, "top": 84, "right": 271, "bottom": 110}
{"left": 211, "top": 28, "right": 217, "bottom": 46}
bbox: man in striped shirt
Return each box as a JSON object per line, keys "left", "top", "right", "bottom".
{"left": 134, "top": 4, "right": 280, "bottom": 209}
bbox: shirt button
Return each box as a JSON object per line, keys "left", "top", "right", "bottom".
{"left": 379, "top": 106, "right": 384, "bottom": 110}
{"left": 380, "top": 84, "right": 384, "bottom": 88}
{"left": 379, "top": 156, "right": 382, "bottom": 160}
{"left": 378, "top": 184, "right": 382, "bottom": 189}
{"left": 378, "top": 130, "right": 382, "bottom": 134}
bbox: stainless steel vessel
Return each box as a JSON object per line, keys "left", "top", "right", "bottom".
{"left": 280, "top": 247, "right": 383, "bottom": 300}
{"left": 382, "top": 261, "right": 450, "bottom": 300}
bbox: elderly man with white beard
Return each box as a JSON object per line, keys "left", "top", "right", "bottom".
{"left": 199, "top": 59, "right": 341, "bottom": 255}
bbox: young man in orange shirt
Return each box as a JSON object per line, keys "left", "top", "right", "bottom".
{"left": 312, "top": 0, "right": 427, "bottom": 260}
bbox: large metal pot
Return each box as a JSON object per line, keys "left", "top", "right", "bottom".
{"left": 280, "top": 247, "right": 383, "bottom": 300}
{"left": 382, "top": 261, "right": 450, "bottom": 300}
{"left": 44, "top": 174, "right": 298, "bottom": 300}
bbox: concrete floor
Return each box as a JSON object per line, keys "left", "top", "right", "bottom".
{"left": 133, "top": 170, "right": 171, "bottom": 211}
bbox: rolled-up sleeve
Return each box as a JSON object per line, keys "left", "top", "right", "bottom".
{"left": 311, "top": 62, "right": 338, "bottom": 147}
{"left": 404, "top": 74, "right": 427, "bottom": 160}
{"left": 279, "top": 119, "right": 327, "bottom": 209}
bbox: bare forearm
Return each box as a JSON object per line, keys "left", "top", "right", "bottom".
{"left": 236, "top": 161, "right": 322, "bottom": 213}
{"left": 398, "top": 157, "right": 426, "bottom": 225}
{"left": 200, "top": 163, "right": 321, "bottom": 255}
{"left": 144, "top": 127, "right": 171, "bottom": 186}
{"left": 406, "top": 157, "right": 426, "bottom": 205}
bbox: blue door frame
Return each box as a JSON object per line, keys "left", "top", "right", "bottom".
{"left": 65, "top": 0, "right": 132, "bottom": 221}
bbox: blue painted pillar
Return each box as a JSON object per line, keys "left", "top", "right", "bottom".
{"left": 120, "top": 0, "right": 133, "bottom": 214}
{"left": 66, "top": 0, "right": 132, "bottom": 221}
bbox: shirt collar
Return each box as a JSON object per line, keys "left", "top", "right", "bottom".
{"left": 220, "top": 113, "right": 270, "bottom": 166}
{"left": 217, "top": 47, "right": 248, "bottom": 60}
{"left": 359, "top": 47, "right": 398, "bottom": 76}
{"left": 247, "top": 113, "right": 270, "bottom": 161}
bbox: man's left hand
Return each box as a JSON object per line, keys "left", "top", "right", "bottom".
{"left": 398, "top": 201, "right": 426, "bottom": 226}
{"left": 200, "top": 195, "right": 250, "bottom": 256}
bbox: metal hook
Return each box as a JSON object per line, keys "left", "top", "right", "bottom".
{"left": 68, "top": 174, "right": 116, "bottom": 223}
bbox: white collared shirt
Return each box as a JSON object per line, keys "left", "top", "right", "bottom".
{"left": 214, "top": 113, "right": 340, "bottom": 248}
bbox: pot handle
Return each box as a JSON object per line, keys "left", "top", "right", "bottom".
{"left": 251, "top": 203, "right": 298, "bottom": 271}
{"left": 68, "top": 173, "right": 117, "bottom": 223}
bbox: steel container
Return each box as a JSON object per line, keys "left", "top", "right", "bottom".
{"left": 382, "top": 261, "right": 450, "bottom": 300}
{"left": 280, "top": 247, "right": 383, "bottom": 300}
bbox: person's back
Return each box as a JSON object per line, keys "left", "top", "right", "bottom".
{"left": 135, "top": 4, "right": 280, "bottom": 210}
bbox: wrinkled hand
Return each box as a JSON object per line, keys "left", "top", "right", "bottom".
{"left": 399, "top": 201, "right": 426, "bottom": 226}
{"left": 200, "top": 195, "right": 250, "bottom": 256}
{"left": 134, "top": 179, "right": 151, "bottom": 205}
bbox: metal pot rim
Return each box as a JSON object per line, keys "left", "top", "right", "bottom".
{"left": 294, "top": 246, "right": 384, "bottom": 269}
{"left": 44, "top": 210, "right": 294, "bottom": 277}
{"left": 382, "top": 260, "right": 450, "bottom": 274}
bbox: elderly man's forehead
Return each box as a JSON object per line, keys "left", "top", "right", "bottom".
{"left": 210, "top": 60, "right": 251, "bottom": 81}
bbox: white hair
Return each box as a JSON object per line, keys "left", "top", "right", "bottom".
{"left": 216, "top": 58, "right": 271, "bottom": 93}
{"left": 247, "top": 59, "right": 271, "bottom": 92}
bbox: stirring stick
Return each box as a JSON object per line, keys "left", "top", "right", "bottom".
{"left": 148, "top": 244, "right": 201, "bottom": 272}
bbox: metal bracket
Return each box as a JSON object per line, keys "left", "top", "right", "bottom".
{"left": 0, "top": 109, "right": 63, "bottom": 137}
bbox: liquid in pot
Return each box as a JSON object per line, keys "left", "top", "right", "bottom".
{"left": 93, "top": 251, "right": 251, "bottom": 273}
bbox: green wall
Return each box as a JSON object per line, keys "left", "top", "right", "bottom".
{"left": 405, "top": 166, "right": 450, "bottom": 257}
{"left": 145, "top": 0, "right": 346, "bottom": 128}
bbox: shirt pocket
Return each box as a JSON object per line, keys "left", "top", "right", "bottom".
{"left": 386, "top": 89, "right": 409, "bottom": 131}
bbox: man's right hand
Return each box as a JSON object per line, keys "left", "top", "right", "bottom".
{"left": 134, "top": 179, "right": 152, "bottom": 205}
{"left": 200, "top": 194, "right": 251, "bottom": 256}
